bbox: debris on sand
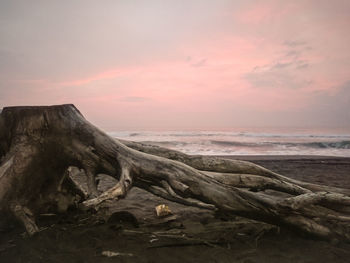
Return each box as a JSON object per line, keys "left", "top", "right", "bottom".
{"left": 155, "top": 204, "right": 172, "bottom": 217}
{"left": 101, "top": 250, "right": 134, "bottom": 257}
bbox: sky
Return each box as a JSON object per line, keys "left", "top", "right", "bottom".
{"left": 0, "top": 0, "right": 349, "bottom": 131}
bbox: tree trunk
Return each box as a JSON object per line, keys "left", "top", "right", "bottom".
{"left": 0, "top": 104, "right": 349, "bottom": 240}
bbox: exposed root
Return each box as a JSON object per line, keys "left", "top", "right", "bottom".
{"left": 204, "top": 172, "right": 310, "bottom": 195}
{"left": 120, "top": 140, "right": 350, "bottom": 195}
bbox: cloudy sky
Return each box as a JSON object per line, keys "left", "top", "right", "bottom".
{"left": 0, "top": 0, "right": 349, "bottom": 130}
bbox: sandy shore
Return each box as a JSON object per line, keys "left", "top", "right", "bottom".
{"left": 223, "top": 155, "right": 350, "bottom": 189}
{"left": 1, "top": 155, "right": 349, "bottom": 262}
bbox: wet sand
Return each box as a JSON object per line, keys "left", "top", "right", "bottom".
{"left": 1, "top": 155, "right": 350, "bottom": 262}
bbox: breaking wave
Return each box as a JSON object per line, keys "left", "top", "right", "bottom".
{"left": 108, "top": 130, "right": 350, "bottom": 156}
{"left": 210, "top": 140, "right": 350, "bottom": 149}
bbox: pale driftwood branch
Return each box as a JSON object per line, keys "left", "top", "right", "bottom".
{"left": 120, "top": 140, "right": 350, "bottom": 196}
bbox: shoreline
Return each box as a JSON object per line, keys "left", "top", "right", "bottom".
{"left": 215, "top": 154, "right": 350, "bottom": 161}
{"left": 215, "top": 155, "right": 350, "bottom": 190}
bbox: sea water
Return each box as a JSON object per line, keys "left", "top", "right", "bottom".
{"left": 108, "top": 128, "right": 350, "bottom": 157}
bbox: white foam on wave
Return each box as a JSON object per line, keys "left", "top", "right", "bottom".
{"left": 108, "top": 130, "right": 350, "bottom": 157}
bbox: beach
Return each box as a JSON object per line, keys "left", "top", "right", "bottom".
{"left": 1, "top": 155, "right": 349, "bottom": 263}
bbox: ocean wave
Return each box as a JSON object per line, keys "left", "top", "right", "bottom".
{"left": 211, "top": 140, "right": 350, "bottom": 149}
{"left": 109, "top": 130, "right": 350, "bottom": 156}
{"left": 146, "top": 140, "right": 350, "bottom": 150}
{"left": 210, "top": 140, "right": 261, "bottom": 147}
{"left": 301, "top": 141, "right": 350, "bottom": 149}
{"left": 109, "top": 131, "right": 350, "bottom": 139}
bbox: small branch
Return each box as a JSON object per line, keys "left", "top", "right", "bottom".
{"left": 82, "top": 182, "right": 124, "bottom": 208}
{"left": 10, "top": 203, "right": 39, "bottom": 236}
{"left": 82, "top": 162, "right": 133, "bottom": 208}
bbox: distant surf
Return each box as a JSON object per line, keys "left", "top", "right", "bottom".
{"left": 108, "top": 130, "right": 350, "bottom": 157}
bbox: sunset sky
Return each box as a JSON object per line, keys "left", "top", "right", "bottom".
{"left": 0, "top": 0, "right": 349, "bottom": 130}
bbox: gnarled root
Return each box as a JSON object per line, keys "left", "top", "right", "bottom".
{"left": 120, "top": 140, "right": 350, "bottom": 195}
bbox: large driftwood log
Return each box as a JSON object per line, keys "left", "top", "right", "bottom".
{"left": 0, "top": 104, "right": 349, "bottom": 240}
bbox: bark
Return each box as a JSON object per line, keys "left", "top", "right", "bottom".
{"left": 0, "top": 104, "right": 349, "bottom": 241}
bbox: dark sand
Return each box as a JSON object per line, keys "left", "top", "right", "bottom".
{"left": 1, "top": 156, "right": 350, "bottom": 263}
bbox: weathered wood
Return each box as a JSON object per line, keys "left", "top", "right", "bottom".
{"left": 0, "top": 104, "right": 349, "bottom": 241}
{"left": 120, "top": 140, "right": 350, "bottom": 195}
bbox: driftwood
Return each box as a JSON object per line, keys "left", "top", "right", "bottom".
{"left": 0, "top": 104, "right": 349, "bottom": 240}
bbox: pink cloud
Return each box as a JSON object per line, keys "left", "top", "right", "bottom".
{"left": 57, "top": 68, "right": 139, "bottom": 86}
{"left": 32, "top": 32, "right": 343, "bottom": 121}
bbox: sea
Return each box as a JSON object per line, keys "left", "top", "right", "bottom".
{"left": 108, "top": 128, "right": 350, "bottom": 157}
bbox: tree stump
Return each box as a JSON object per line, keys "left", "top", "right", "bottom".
{"left": 0, "top": 104, "right": 349, "bottom": 240}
